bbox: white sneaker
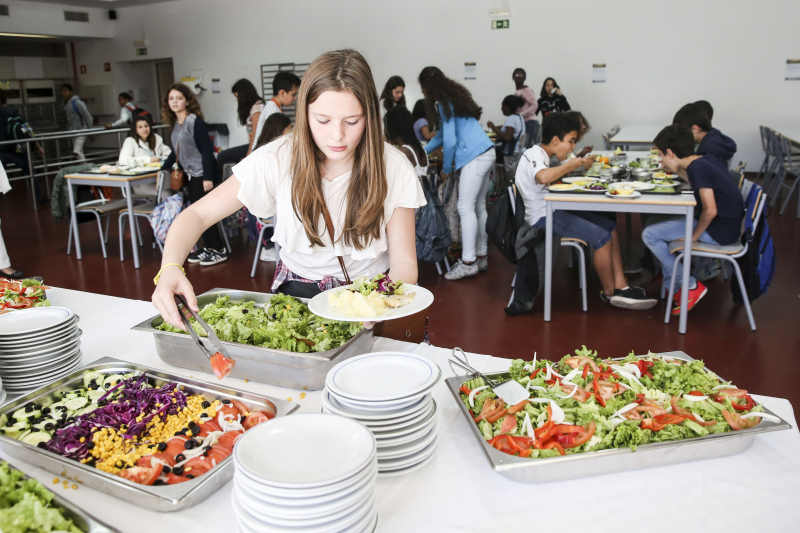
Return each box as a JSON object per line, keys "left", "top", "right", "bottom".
{"left": 259, "top": 247, "right": 276, "bottom": 262}
{"left": 477, "top": 257, "right": 488, "bottom": 272}
{"left": 444, "top": 259, "right": 479, "bottom": 280}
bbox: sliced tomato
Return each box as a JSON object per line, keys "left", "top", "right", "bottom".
{"left": 555, "top": 421, "right": 596, "bottom": 449}
{"left": 485, "top": 407, "right": 509, "bottom": 424}
{"left": 507, "top": 400, "right": 529, "bottom": 415}
{"left": 488, "top": 434, "right": 532, "bottom": 455}
{"left": 230, "top": 399, "right": 250, "bottom": 418}
{"left": 164, "top": 435, "right": 190, "bottom": 458}
{"left": 670, "top": 396, "right": 717, "bottom": 427}
{"left": 165, "top": 473, "right": 192, "bottom": 484}
{"left": 216, "top": 404, "right": 241, "bottom": 426}
{"left": 722, "top": 409, "right": 760, "bottom": 431}
{"left": 654, "top": 414, "right": 686, "bottom": 426}
{"left": 209, "top": 352, "right": 237, "bottom": 380}
{"left": 564, "top": 356, "right": 599, "bottom": 373}
{"left": 196, "top": 419, "right": 222, "bottom": 438}
{"left": 137, "top": 453, "right": 176, "bottom": 469}
{"left": 0, "top": 281, "right": 22, "bottom": 292}
{"left": 184, "top": 456, "right": 214, "bottom": 476}
{"left": 634, "top": 399, "right": 668, "bottom": 417}
{"left": 217, "top": 430, "right": 244, "bottom": 450}
{"left": 538, "top": 439, "right": 566, "bottom": 456}
{"left": 687, "top": 391, "right": 705, "bottom": 396}
{"left": 641, "top": 418, "right": 665, "bottom": 432}
{"left": 243, "top": 411, "right": 270, "bottom": 430}
{"left": 499, "top": 414, "right": 518, "bottom": 434}
{"left": 519, "top": 448, "right": 533, "bottom": 458}
{"left": 118, "top": 464, "right": 162, "bottom": 486}
{"left": 730, "top": 395, "right": 755, "bottom": 412}
{"left": 205, "top": 444, "right": 232, "bottom": 465}
{"left": 459, "top": 385, "right": 472, "bottom": 395}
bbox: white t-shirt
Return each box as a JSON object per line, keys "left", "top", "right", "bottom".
{"left": 233, "top": 135, "right": 426, "bottom": 281}
{"left": 515, "top": 145, "right": 551, "bottom": 226}
{"left": 502, "top": 114, "right": 525, "bottom": 153}
{"left": 250, "top": 100, "right": 282, "bottom": 151}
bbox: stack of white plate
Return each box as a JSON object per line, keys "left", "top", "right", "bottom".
{"left": 322, "top": 352, "right": 441, "bottom": 476}
{"left": 0, "top": 307, "right": 82, "bottom": 393}
{"left": 233, "top": 414, "right": 378, "bottom": 533}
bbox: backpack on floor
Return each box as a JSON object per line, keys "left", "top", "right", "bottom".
{"left": 415, "top": 175, "right": 451, "bottom": 263}
{"left": 486, "top": 183, "right": 525, "bottom": 264}
{"left": 732, "top": 185, "right": 775, "bottom": 304}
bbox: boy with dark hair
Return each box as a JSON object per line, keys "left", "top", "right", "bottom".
{"left": 693, "top": 100, "right": 713, "bottom": 121}
{"left": 673, "top": 102, "right": 736, "bottom": 168}
{"left": 250, "top": 71, "right": 301, "bottom": 154}
{"left": 61, "top": 84, "right": 94, "bottom": 160}
{"left": 105, "top": 92, "right": 148, "bottom": 128}
{"left": 514, "top": 113, "right": 656, "bottom": 310}
{"left": 643, "top": 124, "right": 744, "bottom": 314}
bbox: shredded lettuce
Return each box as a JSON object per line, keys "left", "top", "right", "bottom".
{"left": 0, "top": 462, "right": 81, "bottom": 533}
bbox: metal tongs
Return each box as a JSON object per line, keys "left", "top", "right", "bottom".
{"left": 449, "top": 347, "right": 529, "bottom": 405}
{"left": 174, "top": 294, "right": 230, "bottom": 362}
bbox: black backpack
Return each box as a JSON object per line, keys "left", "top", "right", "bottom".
{"left": 5, "top": 115, "right": 34, "bottom": 154}
{"left": 125, "top": 103, "right": 152, "bottom": 123}
{"left": 486, "top": 183, "right": 526, "bottom": 263}
{"left": 415, "top": 175, "right": 451, "bottom": 263}
{"left": 732, "top": 184, "right": 776, "bottom": 304}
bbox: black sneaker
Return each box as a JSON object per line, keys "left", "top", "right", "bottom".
{"left": 600, "top": 289, "right": 617, "bottom": 303}
{"left": 187, "top": 250, "right": 209, "bottom": 264}
{"left": 611, "top": 287, "right": 658, "bottom": 310}
{"left": 199, "top": 249, "right": 228, "bottom": 266}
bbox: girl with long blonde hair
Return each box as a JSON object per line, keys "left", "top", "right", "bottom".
{"left": 152, "top": 50, "right": 425, "bottom": 326}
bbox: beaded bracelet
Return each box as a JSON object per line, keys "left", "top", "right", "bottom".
{"left": 153, "top": 263, "right": 186, "bottom": 285}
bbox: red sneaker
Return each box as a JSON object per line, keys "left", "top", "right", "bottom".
{"left": 671, "top": 282, "right": 708, "bottom": 315}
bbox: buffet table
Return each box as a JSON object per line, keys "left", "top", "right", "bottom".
{"left": 1, "top": 288, "right": 799, "bottom": 531}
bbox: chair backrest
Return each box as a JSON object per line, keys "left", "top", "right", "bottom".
{"left": 729, "top": 169, "right": 744, "bottom": 189}
{"left": 222, "top": 162, "right": 235, "bottom": 181}
{"left": 741, "top": 178, "right": 754, "bottom": 203}
{"left": 609, "top": 124, "right": 620, "bottom": 136}
{"left": 779, "top": 135, "right": 796, "bottom": 174}
{"left": 602, "top": 133, "right": 610, "bottom": 150}
{"left": 515, "top": 133, "right": 529, "bottom": 154}
{"left": 741, "top": 179, "right": 766, "bottom": 230}
{"left": 155, "top": 170, "right": 167, "bottom": 205}
{"left": 759, "top": 126, "right": 770, "bottom": 152}
{"left": 735, "top": 161, "right": 746, "bottom": 173}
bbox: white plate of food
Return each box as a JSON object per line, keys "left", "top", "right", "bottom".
{"left": 580, "top": 183, "right": 609, "bottom": 193}
{"left": 606, "top": 190, "right": 642, "bottom": 199}
{"left": 547, "top": 183, "right": 577, "bottom": 192}
{"left": 562, "top": 177, "right": 600, "bottom": 184}
{"left": 308, "top": 276, "right": 433, "bottom": 322}
{"left": 612, "top": 181, "right": 655, "bottom": 191}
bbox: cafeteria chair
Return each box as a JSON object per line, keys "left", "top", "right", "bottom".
{"left": 778, "top": 135, "right": 800, "bottom": 217}
{"left": 602, "top": 125, "right": 620, "bottom": 150}
{"left": 755, "top": 126, "right": 772, "bottom": 182}
{"left": 507, "top": 239, "right": 588, "bottom": 311}
{"left": 66, "top": 190, "right": 130, "bottom": 260}
{"left": 664, "top": 181, "right": 766, "bottom": 331}
{"left": 118, "top": 171, "right": 168, "bottom": 258}
{"left": 250, "top": 217, "right": 280, "bottom": 278}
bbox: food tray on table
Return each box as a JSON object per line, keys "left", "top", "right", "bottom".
{"left": 445, "top": 351, "right": 792, "bottom": 484}
{"left": 1, "top": 458, "right": 120, "bottom": 532}
{"left": 551, "top": 179, "right": 689, "bottom": 195}
{"left": 0, "top": 357, "right": 298, "bottom": 511}
{"left": 132, "top": 288, "right": 375, "bottom": 390}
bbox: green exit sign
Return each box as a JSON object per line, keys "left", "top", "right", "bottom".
{"left": 136, "top": 48, "right": 147, "bottom": 56}
{"left": 492, "top": 19, "right": 509, "bottom": 29}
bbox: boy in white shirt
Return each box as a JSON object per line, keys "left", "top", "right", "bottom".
{"left": 515, "top": 113, "right": 656, "bottom": 310}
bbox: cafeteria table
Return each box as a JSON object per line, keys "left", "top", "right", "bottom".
{"left": 1, "top": 288, "right": 798, "bottom": 532}
{"left": 544, "top": 192, "right": 697, "bottom": 333}
{"left": 609, "top": 126, "right": 662, "bottom": 150}
{"left": 65, "top": 171, "right": 158, "bottom": 269}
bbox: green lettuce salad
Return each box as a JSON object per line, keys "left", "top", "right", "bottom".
{"left": 0, "top": 461, "right": 81, "bottom": 533}
{"left": 459, "top": 346, "right": 775, "bottom": 459}
{"left": 0, "top": 278, "right": 50, "bottom": 313}
{"left": 157, "top": 294, "right": 363, "bottom": 353}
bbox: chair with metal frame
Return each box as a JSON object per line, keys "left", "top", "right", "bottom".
{"left": 117, "top": 171, "right": 168, "bottom": 259}
{"left": 66, "top": 189, "right": 131, "bottom": 260}
{"left": 250, "top": 217, "right": 280, "bottom": 278}
{"left": 664, "top": 180, "right": 766, "bottom": 331}
{"left": 778, "top": 135, "right": 800, "bottom": 217}
{"left": 755, "top": 126, "right": 772, "bottom": 182}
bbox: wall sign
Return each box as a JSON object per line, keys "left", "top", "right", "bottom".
{"left": 136, "top": 48, "right": 147, "bottom": 56}
{"left": 79, "top": 65, "right": 87, "bottom": 74}
{"left": 491, "top": 19, "right": 509, "bottom": 29}
{"left": 785, "top": 59, "right": 800, "bottom": 80}
{"left": 592, "top": 63, "right": 607, "bottom": 83}
{"left": 464, "top": 62, "right": 477, "bottom": 80}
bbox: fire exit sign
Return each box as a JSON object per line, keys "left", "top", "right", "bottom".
{"left": 136, "top": 48, "right": 147, "bottom": 56}
{"left": 491, "top": 19, "right": 509, "bottom": 29}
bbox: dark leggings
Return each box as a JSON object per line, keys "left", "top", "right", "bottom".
{"left": 187, "top": 176, "right": 223, "bottom": 250}
{"left": 276, "top": 281, "right": 322, "bottom": 298}
{"left": 216, "top": 144, "right": 249, "bottom": 170}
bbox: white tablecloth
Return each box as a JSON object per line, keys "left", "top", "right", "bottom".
{"left": 2, "top": 288, "right": 798, "bottom": 531}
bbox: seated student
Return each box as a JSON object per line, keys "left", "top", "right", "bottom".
{"left": 385, "top": 106, "right": 428, "bottom": 179}
{"left": 673, "top": 102, "right": 736, "bottom": 168}
{"left": 411, "top": 99, "right": 435, "bottom": 142}
{"left": 548, "top": 111, "right": 594, "bottom": 168}
{"left": 249, "top": 71, "right": 301, "bottom": 155}
{"left": 642, "top": 124, "right": 744, "bottom": 315}
{"left": 120, "top": 116, "right": 173, "bottom": 198}
{"left": 253, "top": 113, "right": 292, "bottom": 151}
{"left": 515, "top": 112, "right": 656, "bottom": 310}
{"left": 487, "top": 95, "right": 526, "bottom": 175}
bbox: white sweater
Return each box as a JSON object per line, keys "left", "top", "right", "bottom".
{"left": 118, "top": 134, "right": 172, "bottom": 167}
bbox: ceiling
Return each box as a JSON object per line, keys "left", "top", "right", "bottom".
{"left": 19, "top": 0, "right": 180, "bottom": 8}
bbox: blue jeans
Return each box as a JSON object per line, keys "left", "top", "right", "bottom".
{"left": 524, "top": 120, "right": 539, "bottom": 147}
{"left": 641, "top": 217, "right": 718, "bottom": 289}
{"left": 533, "top": 211, "right": 615, "bottom": 250}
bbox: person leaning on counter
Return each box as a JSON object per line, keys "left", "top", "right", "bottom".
{"left": 151, "top": 49, "right": 426, "bottom": 329}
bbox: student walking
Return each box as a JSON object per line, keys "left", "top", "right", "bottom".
{"left": 512, "top": 68, "right": 539, "bottom": 147}
{"left": 61, "top": 84, "right": 94, "bottom": 160}
{"left": 419, "top": 66, "right": 494, "bottom": 280}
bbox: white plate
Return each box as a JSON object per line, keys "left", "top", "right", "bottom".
{"left": 0, "top": 347, "right": 81, "bottom": 377}
{"left": 605, "top": 190, "right": 642, "bottom": 199}
{"left": 612, "top": 181, "right": 655, "bottom": 191}
{"left": 375, "top": 418, "right": 437, "bottom": 448}
{"left": 234, "top": 414, "right": 375, "bottom": 488}
{"left": 233, "top": 480, "right": 373, "bottom": 524}
{"left": 332, "top": 394, "right": 422, "bottom": 412}
{"left": 0, "top": 319, "right": 79, "bottom": 347}
{"left": 1, "top": 353, "right": 82, "bottom": 384}
{"left": 562, "top": 176, "right": 600, "bottom": 184}
{"left": 579, "top": 185, "right": 609, "bottom": 193}
{"left": 371, "top": 402, "right": 437, "bottom": 439}
{"left": 308, "top": 284, "right": 434, "bottom": 323}
{"left": 376, "top": 425, "right": 438, "bottom": 460}
{"left": 0, "top": 327, "right": 81, "bottom": 356}
{"left": 0, "top": 389, "right": 7, "bottom": 406}
{"left": 378, "top": 441, "right": 438, "bottom": 471}
{"left": 376, "top": 450, "right": 436, "bottom": 477}
{"left": 1, "top": 356, "right": 82, "bottom": 392}
{"left": 360, "top": 400, "right": 436, "bottom": 430}
{"left": 0, "top": 341, "right": 82, "bottom": 368}
{"left": 232, "top": 489, "right": 376, "bottom": 533}
{"left": 322, "top": 390, "right": 431, "bottom": 421}
{"left": 547, "top": 184, "right": 577, "bottom": 192}
{"left": 326, "top": 352, "right": 441, "bottom": 402}
{"left": 236, "top": 461, "right": 376, "bottom": 507}
{"left": 236, "top": 459, "right": 377, "bottom": 500}
{"left": 0, "top": 307, "right": 74, "bottom": 336}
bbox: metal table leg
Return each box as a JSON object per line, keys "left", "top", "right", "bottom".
{"left": 124, "top": 182, "right": 141, "bottom": 268}
{"left": 544, "top": 201, "right": 554, "bottom": 322}
{"left": 678, "top": 205, "right": 695, "bottom": 334}
{"left": 66, "top": 180, "right": 82, "bottom": 259}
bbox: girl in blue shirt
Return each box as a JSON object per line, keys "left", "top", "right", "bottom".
{"left": 419, "top": 67, "right": 494, "bottom": 280}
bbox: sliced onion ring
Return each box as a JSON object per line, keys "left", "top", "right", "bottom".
{"left": 610, "top": 402, "right": 639, "bottom": 419}
{"left": 556, "top": 382, "right": 579, "bottom": 399}
{"left": 468, "top": 385, "right": 490, "bottom": 408}
{"left": 527, "top": 383, "right": 547, "bottom": 392}
{"left": 740, "top": 412, "right": 781, "bottom": 423}
{"left": 681, "top": 394, "right": 709, "bottom": 402}
{"left": 712, "top": 383, "right": 734, "bottom": 390}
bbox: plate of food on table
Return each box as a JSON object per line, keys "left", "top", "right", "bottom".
{"left": 309, "top": 274, "right": 433, "bottom": 322}
{"left": 0, "top": 277, "right": 49, "bottom": 314}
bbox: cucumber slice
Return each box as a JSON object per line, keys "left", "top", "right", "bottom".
{"left": 16, "top": 429, "right": 31, "bottom": 441}
{"left": 76, "top": 405, "right": 96, "bottom": 416}
{"left": 102, "top": 375, "right": 124, "bottom": 391}
{"left": 86, "top": 389, "right": 106, "bottom": 402}
{"left": 0, "top": 427, "right": 23, "bottom": 439}
{"left": 20, "top": 431, "right": 51, "bottom": 446}
{"left": 122, "top": 372, "right": 136, "bottom": 380}
{"left": 83, "top": 371, "right": 105, "bottom": 390}
{"left": 33, "top": 418, "right": 59, "bottom": 431}
{"left": 64, "top": 397, "right": 89, "bottom": 411}
{"left": 12, "top": 407, "right": 41, "bottom": 421}
{"left": 63, "top": 392, "right": 80, "bottom": 400}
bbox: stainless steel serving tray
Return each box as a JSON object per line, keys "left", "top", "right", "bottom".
{"left": 446, "top": 351, "right": 793, "bottom": 484}
{"left": 132, "top": 288, "right": 375, "bottom": 390}
{"left": 0, "top": 357, "right": 298, "bottom": 511}
{"left": 2, "top": 459, "right": 119, "bottom": 532}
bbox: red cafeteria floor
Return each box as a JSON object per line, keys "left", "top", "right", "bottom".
{"left": 2, "top": 180, "right": 799, "bottom": 410}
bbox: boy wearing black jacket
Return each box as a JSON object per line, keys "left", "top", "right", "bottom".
{"left": 673, "top": 102, "right": 737, "bottom": 168}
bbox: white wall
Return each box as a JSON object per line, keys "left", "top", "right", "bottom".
{"left": 8, "top": 0, "right": 800, "bottom": 167}
{"left": 0, "top": 0, "right": 113, "bottom": 39}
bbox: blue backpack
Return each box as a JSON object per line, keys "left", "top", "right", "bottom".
{"left": 732, "top": 185, "right": 775, "bottom": 304}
